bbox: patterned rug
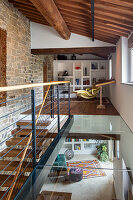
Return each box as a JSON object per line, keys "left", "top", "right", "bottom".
{"left": 67, "top": 160, "right": 106, "bottom": 179}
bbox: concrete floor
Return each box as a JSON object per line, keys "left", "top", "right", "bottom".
{"left": 40, "top": 154, "right": 116, "bottom": 200}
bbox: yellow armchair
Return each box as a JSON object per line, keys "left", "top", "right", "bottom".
{"left": 73, "top": 86, "right": 100, "bottom": 99}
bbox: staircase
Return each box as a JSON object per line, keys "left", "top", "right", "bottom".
{"left": 0, "top": 119, "right": 53, "bottom": 200}
{"left": 0, "top": 81, "right": 70, "bottom": 200}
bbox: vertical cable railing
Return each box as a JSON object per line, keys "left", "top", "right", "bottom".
{"left": 0, "top": 81, "right": 71, "bottom": 200}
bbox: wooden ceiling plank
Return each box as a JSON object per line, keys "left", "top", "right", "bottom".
{"left": 70, "top": 28, "right": 118, "bottom": 44}
{"left": 55, "top": 0, "right": 133, "bottom": 18}
{"left": 69, "top": 25, "right": 119, "bottom": 40}
{"left": 63, "top": 14, "right": 133, "bottom": 33}
{"left": 29, "top": 0, "right": 70, "bottom": 40}
{"left": 95, "top": 21, "right": 133, "bottom": 33}
{"left": 97, "top": 0, "right": 133, "bottom": 9}
{"left": 95, "top": 18, "right": 133, "bottom": 31}
{"left": 12, "top": 1, "right": 133, "bottom": 31}
{"left": 95, "top": 14, "right": 133, "bottom": 28}
{"left": 95, "top": 1, "right": 133, "bottom": 16}
{"left": 56, "top": 0, "right": 133, "bottom": 8}
{"left": 95, "top": 24, "right": 129, "bottom": 37}
{"left": 66, "top": 22, "right": 91, "bottom": 32}
{"left": 56, "top": 1, "right": 133, "bottom": 23}
{"left": 95, "top": 9, "right": 133, "bottom": 23}
{"left": 10, "top": 1, "right": 37, "bottom": 10}
{"left": 59, "top": 8, "right": 133, "bottom": 29}
{"left": 9, "top": 0, "right": 132, "bottom": 44}
{"left": 57, "top": 5, "right": 91, "bottom": 20}
{"left": 8, "top": 0, "right": 33, "bottom": 5}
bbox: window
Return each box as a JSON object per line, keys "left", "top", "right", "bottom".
{"left": 121, "top": 37, "right": 133, "bottom": 84}
{"left": 130, "top": 48, "right": 133, "bottom": 82}
{"left": 109, "top": 58, "right": 112, "bottom": 79}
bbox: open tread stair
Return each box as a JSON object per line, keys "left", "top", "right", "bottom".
{"left": 0, "top": 118, "right": 53, "bottom": 200}
{"left": 12, "top": 128, "right": 49, "bottom": 137}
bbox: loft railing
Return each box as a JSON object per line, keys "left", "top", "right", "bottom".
{"left": 0, "top": 81, "right": 71, "bottom": 200}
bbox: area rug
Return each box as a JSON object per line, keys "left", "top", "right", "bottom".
{"left": 67, "top": 160, "right": 106, "bottom": 179}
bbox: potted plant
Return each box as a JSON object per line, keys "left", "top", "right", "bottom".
{"left": 96, "top": 143, "right": 109, "bottom": 162}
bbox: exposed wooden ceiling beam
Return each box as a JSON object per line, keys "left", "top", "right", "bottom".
{"left": 31, "top": 47, "right": 116, "bottom": 58}
{"left": 29, "top": 0, "right": 71, "bottom": 40}
{"left": 8, "top": 0, "right": 133, "bottom": 44}
{"left": 13, "top": 5, "right": 125, "bottom": 40}
{"left": 12, "top": 1, "right": 133, "bottom": 31}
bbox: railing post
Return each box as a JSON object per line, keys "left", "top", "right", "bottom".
{"left": 50, "top": 85, "right": 53, "bottom": 118}
{"left": 57, "top": 85, "right": 60, "bottom": 133}
{"left": 31, "top": 89, "right": 36, "bottom": 168}
{"left": 68, "top": 83, "right": 70, "bottom": 118}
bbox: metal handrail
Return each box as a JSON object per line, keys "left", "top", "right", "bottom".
{"left": 6, "top": 85, "right": 51, "bottom": 200}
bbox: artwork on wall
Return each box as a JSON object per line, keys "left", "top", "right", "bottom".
{"left": 0, "top": 28, "right": 7, "bottom": 106}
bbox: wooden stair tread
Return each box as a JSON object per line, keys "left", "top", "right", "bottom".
{"left": 0, "top": 190, "right": 18, "bottom": 200}
{"left": 12, "top": 128, "right": 48, "bottom": 137}
{"left": 16, "top": 120, "right": 51, "bottom": 127}
{"left": 0, "top": 148, "right": 41, "bottom": 159}
{"left": 6, "top": 137, "right": 47, "bottom": 147}
{"left": 0, "top": 174, "right": 27, "bottom": 187}
{"left": 0, "top": 160, "right": 33, "bottom": 172}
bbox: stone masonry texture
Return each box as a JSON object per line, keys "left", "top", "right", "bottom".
{"left": 0, "top": 0, "right": 54, "bottom": 148}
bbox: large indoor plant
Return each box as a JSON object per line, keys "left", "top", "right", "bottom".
{"left": 96, "top": 143, "right": 109, "bottom": 162}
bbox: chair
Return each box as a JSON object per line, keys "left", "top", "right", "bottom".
{"left": 73, "top": 86, "right": 100, "bottom": 99}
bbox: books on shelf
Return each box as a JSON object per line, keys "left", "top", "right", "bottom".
{"left": 74, "top": 144, "right": 81, "bottom": 150}
{"left": 82, "top": 139, "right": 90, "bottom": 142}
{"left": 66, "top": 138, "right": 90, "bottom": 142}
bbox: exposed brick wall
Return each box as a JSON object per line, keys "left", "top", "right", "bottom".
{"left": 0, "top": 28, "right": 7, "bottom": 106}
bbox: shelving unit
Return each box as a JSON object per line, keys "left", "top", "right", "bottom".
{"left": 59, "top": 138, "right": 102, "bottom": 155}
{"left": 53, "top": 60, "right": 109, "bottom": 98}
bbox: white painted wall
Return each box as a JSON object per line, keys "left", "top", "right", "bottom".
{"left": 109, "top": 37, "right": 133, "bottom": 199}
{"left": 109, "top": 37, "right": 133, "bottom": 135}
{"left": 30, "top": 22, "right": 114, "bottom": 49}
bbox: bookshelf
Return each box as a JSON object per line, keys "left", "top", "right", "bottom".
{"left": 59, "top": 138, "right": 102, "bottom": 155}
{"left": 53, "top": 60, "right": 109, "bottom": 98}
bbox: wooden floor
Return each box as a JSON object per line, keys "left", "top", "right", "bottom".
{"left": 23, "top": 98, "right": 119, "bottom": 116}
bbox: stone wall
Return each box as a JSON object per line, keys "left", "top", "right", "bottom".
{"left": 0, "top": 28, "right": 6, "bottom": 106}
{"left": 0, "top": 0, "right": 54, "bottom": 147}
{"left": 31, "top": 54, "right": 54, "bottom": 83}
{"left": 0, "top": 0, "right": 32, "bottom": 146}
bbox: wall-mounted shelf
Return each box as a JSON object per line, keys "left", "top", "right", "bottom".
{"left": 59, "top": 138, "right": 102, "bottom": 155}
{"left": 53, "top": 60, "right": 109, "bottom": 97}
{"left": 83, "top": 76, "right": 90, "bottom": 78}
